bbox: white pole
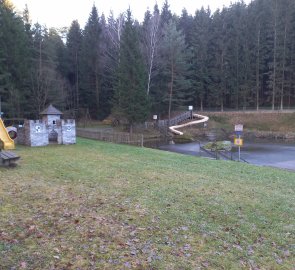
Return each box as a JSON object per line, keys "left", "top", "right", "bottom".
{"left": 141, "top": 134, "right": 144, "bottom": 147}
{"left": 238, "top": 135, "right": 241, "bottom": 162}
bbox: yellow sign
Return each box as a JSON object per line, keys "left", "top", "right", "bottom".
{"left": 234, "top": 138, "right": 243, "bottom": 146}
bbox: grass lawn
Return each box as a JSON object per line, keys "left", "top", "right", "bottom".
{"left": 0, "top": 138, "right": 294, "bottom": 269}
{"left": 206, "top": 112, "right": 295, "bottom": 133}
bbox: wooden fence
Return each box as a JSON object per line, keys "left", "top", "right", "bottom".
{"left": 77, "top": 128, "right": 144, "bottom": 147}
{"left": 77, "top": 128, "right": 169, "bottom": 148}
{"left": 77, "top": 111, "right": 192, "bottom": 147}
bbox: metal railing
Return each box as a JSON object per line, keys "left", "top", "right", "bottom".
{"left": 200, "top": 146, "right": 248, "bottom": 163}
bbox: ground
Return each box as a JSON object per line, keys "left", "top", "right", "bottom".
{"left": 205, "top": 111, "right": 295, "bottom": 133}
{"left": 0, "top": 138, "right": 294, "bottom": 269}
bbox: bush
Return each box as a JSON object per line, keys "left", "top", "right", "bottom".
{"left": 203, "top": 140, "right": 232, "bottom": 151}
{"left": 173, "top": 134, "right": 194, "bottom": 144}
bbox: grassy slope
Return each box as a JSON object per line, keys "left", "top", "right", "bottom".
{"left": 206, "top": 112, "right": 295, "bottom": 133}
{"left": 0, "top": 138, "right": 294, "bottom": 269}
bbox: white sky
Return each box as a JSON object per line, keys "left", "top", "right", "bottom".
{"left": 12, "top": 0, "right": 252, "bottom": 28}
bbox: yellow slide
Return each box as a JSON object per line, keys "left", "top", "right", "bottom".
{"left": 0, "top": 118, "right": 15, "bottom": 150}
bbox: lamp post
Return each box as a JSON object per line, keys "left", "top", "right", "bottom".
{"left": 188, "top": 105, "right": 193, "bottom": 120}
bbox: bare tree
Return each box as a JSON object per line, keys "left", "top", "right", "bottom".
{"left": 106, "top": 11, "right": 125, "bottom": 65}
{"left": 142, "top": 9, "right": 161, "bottom": 95}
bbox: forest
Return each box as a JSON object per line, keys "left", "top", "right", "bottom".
{"left": 1, "top": 0, "right": 295, "bottom": 123}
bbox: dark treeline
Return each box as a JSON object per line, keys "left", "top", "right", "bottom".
{"left": 1, "top": 0, "right": 295, "bottom": 125}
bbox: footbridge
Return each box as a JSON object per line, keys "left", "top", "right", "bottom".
{"left": 169, "top": 113, "right": 209, "bottom": 135}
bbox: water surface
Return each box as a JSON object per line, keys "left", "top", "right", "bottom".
{"left": 160, "top": 141, "right": 295, "bottom": 171}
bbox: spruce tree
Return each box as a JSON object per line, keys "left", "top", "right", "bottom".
{"left": 191, "top": 7, "right": 211, "bottom": 111}
{"left": 159, "top": 20, "right": 192, "bottom": 121}
{"left": 66, "top": 20, "right": 82, "bottom": 115}
{"left": 0, "top": 0, "right": 31, "bottom": 117}
{"left": 80, "top": 5, "right": 101, "bottom": 118}
{"left": 114, "top": 9, "right": 150, "bottom": 133}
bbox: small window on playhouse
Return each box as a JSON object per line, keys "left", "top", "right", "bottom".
{"left": 53, "top": 120, "right": 56, "bottom": 125}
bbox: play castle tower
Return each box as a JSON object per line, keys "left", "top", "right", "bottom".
{"left": 17, "top": 105, "right": 76, "bottom": 147}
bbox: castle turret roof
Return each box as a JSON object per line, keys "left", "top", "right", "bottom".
{"left": 40, "top": 104, "right": 63, "bottom": 115}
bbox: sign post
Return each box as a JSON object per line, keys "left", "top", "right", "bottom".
{"left": 234, "top": 124, "right": 244, "bottom": 161}
{"left": 188, "top": 105, "right": 193, "bottom": 119}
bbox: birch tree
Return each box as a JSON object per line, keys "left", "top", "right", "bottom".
{"left": 142, "top": 5, "right": 161, "bottom": 95}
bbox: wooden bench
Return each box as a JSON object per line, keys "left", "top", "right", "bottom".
{"left": 0, "top": 151, "right": 20, "bottom": 166}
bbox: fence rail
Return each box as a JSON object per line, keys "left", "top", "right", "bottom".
{"left": 200, "top": 107, "right": 295, "bottom": 113}
{"left": 77, "top": 128, "right": 144, "bottom": 147}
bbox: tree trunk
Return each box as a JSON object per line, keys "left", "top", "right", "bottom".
{"left": 200, "top": 98, "right": 203, "bottom": 112}
{"left": 146, "top": 15, "right": 160, "bottom": 95}
{"left": 129, "top": 123, "right": 133, "bottom": 134}
{"left": 95, "top": 62, "right": 100, "bottom": 115}
{"left": 168, "top": 61, "right": 174, "bottom": 125}
{"left": 235, "top": 38, "right": 239, "bottom": 110}
{"left": 220, "top": 50, "right": 224, "bottom": 112}
{"left": 37, "top": 39, "right": 42, "bottom": 114}
{"left": 256, "top": 26, "right": 261, "bottom": 111}
{"left": 280, "top": 23, "right": 287, "bottom": 110}
{"left": 75, "top": 51, "right": 79, "bottom": 115}
{"left": 288, "top": 40, "right": 294, "bottom": 109}
{"left": 272, "top": 0, "right": 278, "bottom": 111}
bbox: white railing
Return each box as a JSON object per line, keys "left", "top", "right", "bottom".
{"left": 169, "top": 113, "right": 209, "bottom": 135}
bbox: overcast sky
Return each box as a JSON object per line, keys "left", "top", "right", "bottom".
{"left": 12, "top": 0, "right": 252, "bottom": 28}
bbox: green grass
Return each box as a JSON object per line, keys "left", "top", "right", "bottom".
{"left": 206, "top": 112, "right": 295, "bottom": 133}
{"left": 0, "top": 138, "right": 294, "bottom": 269}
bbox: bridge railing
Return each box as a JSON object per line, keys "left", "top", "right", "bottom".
{"left": 152, "top": 111, "right": 192, "bottom": 129}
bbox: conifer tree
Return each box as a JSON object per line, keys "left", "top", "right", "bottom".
{"left": 191, "top": 7, "right": 211, "bottom": 111}
{"left": 114, "top": 9, "right": 150, "bottom": 133}
{"left": 66, "top": 20, "right": 82, "bottom": 115}
{"left": 159, "top": 20, "right": 192, "bottom": 122}
{"left": 0, "top": 0, "right": 31, "bottom": 117}
{"left": 80, "top": 5, "right": 101, "bottom": 118}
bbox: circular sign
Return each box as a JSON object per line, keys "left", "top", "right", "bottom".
{"left": 35, "top": 126, "right": 41, "bottom": 133}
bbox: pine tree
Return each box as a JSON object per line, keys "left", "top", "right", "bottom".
{"left": 0, "top": 0, "right": 31, "bottom": 117}
{"left": 66, "top": 20, "right": 82, "bottom": 115}
{"left": 98, "top": 14, "right": 115, "bottom": 119}
{"left": 209, "top": 9, "right": 229, "bottom": 111}
{"left": 114, "top": 9, "right": 150, "bottom": 133}
{"left": 191, "top": 7, "right": 211, "bottom": 111}
{"left": 160, "top": 0, "right": 172, "bottom": 27}
{"left": 276, "top": 0, "right": 293, "bottom": 110}
{"left": 178, "top": 8, "right": 194, "bottom": 46}
{"left": 80, "top": 5, "right": 101, "bottom": 118}
{"left": 159, "top": 20, "right": 192, "bottom": 122}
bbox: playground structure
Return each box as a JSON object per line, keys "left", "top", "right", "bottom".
{"left": 0, "top": 118, "right": 20, "bottom": 166}
{"left": 17, "top": 104, "right": 76, "bottom": 147}
{"left": 0, "top": 118, "right": 15, "bottom": 150}
{"left": 169, "top": 113, "right": 209, "bottom": 135}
